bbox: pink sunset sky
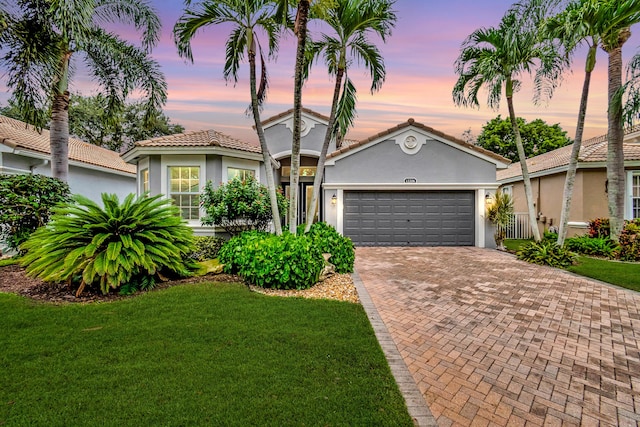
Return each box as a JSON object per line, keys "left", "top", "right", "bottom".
{"left": 10, "top": 1, "right": 640, "bottom": 144}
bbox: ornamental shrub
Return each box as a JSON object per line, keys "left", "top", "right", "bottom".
{"left": 565, "top": 235, "right": 617, "bottom": 258}
{"left": 200, "top": 176, "right": 288, "bottom": 236}
{"left": 219, "top": 231, "right": 324, "bottom": 290}
{"left": 299, "top": 222, "right": 355, "bottom": 273}
{"left": 616, "top": 219, "right": 640, "bottom": 261}
{"left": 0, "top": 174, "right": 70, "bottom": 251}
{"left": 20, "top": 193, "right": 199, "bottom": 295}
{"left": 516, "top": 240, "right": 576, "bottom": 268}
{"left": 189, "top": 235, "right": 226, "bottom": 261}
{"left": 588, "top": 217, "right": 610, "bottom": 238}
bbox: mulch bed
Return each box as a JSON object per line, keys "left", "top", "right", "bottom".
{"left": 0, "top": 264, "right": 359, "bottom": 304}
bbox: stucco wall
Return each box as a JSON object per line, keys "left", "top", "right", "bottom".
{"left": 325, "top": 138, "right": 496, "bottom": 184}
{"left": 506, "top": 168, "right": 609, "bottom": 237}
{"left": 2, "top": 152, "right": 135, "bottom": 205}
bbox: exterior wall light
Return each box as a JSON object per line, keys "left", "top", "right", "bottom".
{"left": 331, "top": 194, "right": 337, "bottom": 206}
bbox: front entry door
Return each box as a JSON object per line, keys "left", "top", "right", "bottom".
{"left": 283, "top": 182, "right": 320, "bottom": 226}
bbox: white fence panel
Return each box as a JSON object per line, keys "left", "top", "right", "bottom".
{"left": 499, "top": 212, "right": 532, "bottom": 240}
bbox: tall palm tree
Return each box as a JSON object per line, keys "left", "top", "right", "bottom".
{"left": 543, "top": 0, "right": 603, "bottom": 246}
{"left": 274, "top": 0, "right": 332, "bottom": 230}
{"left": 597, "top": 0, "right": 640, "bottom": 241}
{"left": 453, "top": 9, "right": 566, "bottom": 242}
{"left": 174, "top": 0, "right": 284, "bottom": 235}
{"left": 302, "top": 0, "right": 396, "bottom": 232}
{"left": 0, "top": 0, "right": 166, "bottom": 182}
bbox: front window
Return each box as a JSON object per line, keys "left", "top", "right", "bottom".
{"left": 228, "top": 167, "right": 255, "bottom": 181}
{"left": 281, "top": 166, "right": 316, "bottom": 178}
{"left": 169, "top": 166, "right": 200, "bottom": 220}
{"left": 633, "top": 174, "right": 640, "bottom": 219}
{"left": 141, "top": 168, "right": 149, "bottom": 194}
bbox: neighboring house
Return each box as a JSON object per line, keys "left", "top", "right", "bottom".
{"left": 123, "top": 108, "right": 510, "bottom": 247}
{"left": 497, "top": 124, "right": 640, "bottom": 237}
{"left": 0, "top": 115, "right": 136, "bottom": 202}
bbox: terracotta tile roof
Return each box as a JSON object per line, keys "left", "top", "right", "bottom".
{"left": 497, "top": 124, "right": 640, "bottom": 181}
{"left": 0, "top": 115, "right": 135, "bottom": 174}
{"left": 326, "top": 118, "right": 510, "bottom": 164}
{"left": 134, "top": 129, "right": 261, "bottom": 153}
{"left": 260, "top": 107, "right": 330, "bottom": 127}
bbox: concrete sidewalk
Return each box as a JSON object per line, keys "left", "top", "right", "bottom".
{"left": 355, "top": 246, "right": 640, "bottom": 426}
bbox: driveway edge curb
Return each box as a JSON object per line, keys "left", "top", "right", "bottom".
{"left": 352, "top": 270, "right": 437, "bottom": 427}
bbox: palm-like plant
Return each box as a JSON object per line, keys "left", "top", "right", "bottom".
{"left": 597, "top": 0, "right": 640, "bottom": 241}
{"left": 20, "top": 194, "right": 198, "bottom": 296}
{"left": 453, "top": 8, "right": 566, "bottom": 242}
{"left": 302, "top": 0, "right": 396, "bottom": 232}
{"left": 0, "top": 0, "right": 167, "bottom": 182}
{"left": 543, "top": 0, "right": 603, "bottom": 246}
{"left": 486, "top": 190, "right": 514, "bottom": 250}
{"left": 174, "top": 0, "right": 284, "bottom": 235}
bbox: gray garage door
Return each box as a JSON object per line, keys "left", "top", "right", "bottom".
{"left": 343, "top": 191, "right": 475, "bottom": 246}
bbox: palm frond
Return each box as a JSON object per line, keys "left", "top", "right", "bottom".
{"left": 94, "top": 0, "right": 161, "bottom": 51}
{"left": 334, "top": 75, "right": 357, "bottom": 138}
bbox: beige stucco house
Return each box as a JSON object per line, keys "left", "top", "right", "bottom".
{"left": 497, "top": 125, "right": 640, "bottom": 237}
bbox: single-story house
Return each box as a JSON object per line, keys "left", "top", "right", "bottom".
{"left": 497, "top": 124, "right": 640, "bottom": 237}
{"left": 0, "top": 115, "right": 136, "bottom": 202}
{"left": 122, "top": 108, "right": 510, "bottom": 247}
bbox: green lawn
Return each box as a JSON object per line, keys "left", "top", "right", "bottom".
{"left": 567, "top": 256, "right": 640, "bottom": 292}
{"left": 0, "top": 282, "right": 412, "bottom": 426}
{"left": 505, "top": 239, "right": 640, "bottom": 292}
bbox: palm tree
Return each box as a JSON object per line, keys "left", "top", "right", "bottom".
{"left": 597, "top": 0, "right": 640, "bottom": 241}
{"left": 543, "top": 0, "right": 603, "bottom": 246}
{"left": 302, "top": 0, "right": 396, "bottom": 232}
{"left": 274, "top": 0, "right": 333, "bottom": 231}
{"left": 0, "top": 0, "right": 166, "bottom": 182}
{"left": 453, "top": 8, "right": 566, "bottom": 242}
{"left": 174, "top": 0, "right": 284, "bottom": 235}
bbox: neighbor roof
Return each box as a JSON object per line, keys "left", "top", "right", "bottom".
{"left": 326, "top": 118, "right": 510, "bottom": 164}
{"left": 497, "top": 124, "right": 640, "bottom": 182}
{"left": 0, "top": 115, "right": 135, "bottom": 174}
{"left": 131, "top": 129, "right": 261, "bottom": 154}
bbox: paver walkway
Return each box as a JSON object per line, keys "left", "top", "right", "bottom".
{"left": 355, "top": 246, "right": 640, "bottom": 426}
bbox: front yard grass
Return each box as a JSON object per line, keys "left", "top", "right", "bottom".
{"left": 0, "top": 282, "right": 412, "bottom": 426}
{"left": 505, "top": 239, "right": 640, "bottom": 292}
{"left": 567, "top": 256, "right": 640, "bottom": 292}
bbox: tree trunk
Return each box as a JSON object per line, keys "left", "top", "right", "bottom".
{"left": 304, "top": 67, "right": 345, "bottom": 233}
{"left": 50, "top": 91, "right": 70, "bottom": 182}
{"left": 557, "top": 45, "right": 596, "bottom": 246}
{"left": 248, "top": 33, "right": 282, "bottom": 235}
{"left": 50, "top": 51, "right": 72, "bottom": 182}
{"left": 606, "top": 44, "right": 626, "bottom": 242}
{"left": 506, "top": 80, "right": 541, "bottom": 242}
{"left": 288, "top": 0, "right": 310, "bottom": 232}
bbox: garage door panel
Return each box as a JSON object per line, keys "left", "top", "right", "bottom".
{"left": 344, "top": 191, "right": 475, "bottom": 246}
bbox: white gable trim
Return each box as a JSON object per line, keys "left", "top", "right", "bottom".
{"left": 263, "top": 110, "right": 328, "bottom": 137}
{"left": 326, "top": 125, "right": 509, "bottom": 168}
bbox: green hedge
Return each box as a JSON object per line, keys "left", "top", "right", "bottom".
{"left": 299, "top": 222, "right": 355, "bottom": 273}
{"left": 219, "top": 231, "right": 324, "bottom": 290}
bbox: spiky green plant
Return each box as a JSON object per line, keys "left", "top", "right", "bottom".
{"left": 20, "top": 193, "right": 198, "bottom": 296}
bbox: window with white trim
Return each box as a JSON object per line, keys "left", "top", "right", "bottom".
{"left": 633, "top": 173, "right": 640, "bottom": 219}
{"left": 169, "top": 166, "right": 200, "bottom": 220}
{"left": 501, "top": 185, "right": 513, "bottom": 197}
{"left": 141, "top": 168, "right": 149, "bottom": 194}
{"left": 228, "top": 167, "right": 255, "bottom": 181}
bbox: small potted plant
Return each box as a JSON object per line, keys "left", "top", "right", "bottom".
{"left": 486, "top": 190, "right": 514, "bottom": 250}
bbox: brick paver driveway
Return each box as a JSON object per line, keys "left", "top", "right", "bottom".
{"left": 355, "top": 246, "right": 640, "bottom": 426}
